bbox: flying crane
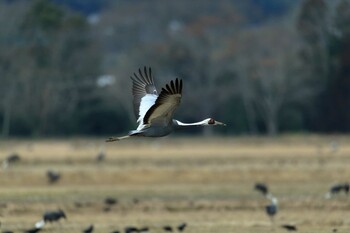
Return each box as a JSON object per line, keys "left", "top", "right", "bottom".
{"left": 106, "top": 67, "right": 225, "bottom": 142}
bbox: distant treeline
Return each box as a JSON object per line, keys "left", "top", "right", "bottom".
{"left": 0, "top": 0, "right": 349, "bottom": 137}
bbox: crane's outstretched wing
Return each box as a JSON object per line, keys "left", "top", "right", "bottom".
{"left": 130, "top": 67, "right": 158, "bottom": 124}
{"left": 142, "top": 78, "right": 182, "bottom": 127}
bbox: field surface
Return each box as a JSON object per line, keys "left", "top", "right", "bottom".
{"left": 0, "top": 136, "right": 350, "bottom": 233}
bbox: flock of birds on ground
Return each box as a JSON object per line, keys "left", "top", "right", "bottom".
{"left": 1, "top": 152, "right": 190, "bottom": 233}
{"left": 1, "top": 150, "right": 349, "bottom": 232}
{"left": 2, "top": 206, "right": 187, "bottom": 233}
{"left": 254, "top": 181, "right": 350, "bottom": 232}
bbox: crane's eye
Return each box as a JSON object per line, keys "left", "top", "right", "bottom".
{"left": 208, "top": 118, "right": 215, "bottom": 125}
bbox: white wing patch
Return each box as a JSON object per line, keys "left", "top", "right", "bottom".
{"left": 137, "top": 94, "right": 157, "bottom": 130}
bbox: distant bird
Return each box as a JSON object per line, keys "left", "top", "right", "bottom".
{"left": 6, "top": 153, "right": 20, "bottom": 163}
{"left": 162, "top": 226, "right": 173, "bottom": 232}
{"left": 2, "top": 153, "right": 20, "bottom": 169}
{"left": 138, "top": 227, "right": 149, "bottom": 232}
{"left": 43, "top": 209, "right": 66, "bottom": 223}
{"left": 83, "top": 224, "right": 94, "bottom": 233}
{"left": 281, "top": 224, "right": 297, "bottom": 231}
{"left": 132, "top": 198, "right": 140, "bottom": 205}
{"left": 104, "top": 197, "right": 117, "bottom": 206}
{"left": 124, "top": 226, "right": 139, "bottom": 233}
{"left": 325, "top": 183, "right": 350, "bottom": 199}
{"left": 96, "top": 151, "right": 105, "bottom": 162}
{"left": 254, "top": 183, "right": 269, "bottom": 196}
{"left": 265, "top": 197, "right": 278, "bottom": 223}
{"left": 177, "top": 223, "right": 187, "bottom": 231}
{"left": 46, "top": 170, "right": 61, "bottom": 184}
{"left": 24, "top": 227, "right": 41, "bottom": 233}
{"left": 329, "top": 141, "right": 339, "bottom": 154}
{"left": 106, "top": 67, "right": 225, "bottom": 142}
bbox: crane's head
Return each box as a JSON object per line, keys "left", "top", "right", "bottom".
{"left": 58, "top": 209, "right": 67, "bottom": 219}
{"left": 204, "top": 118, "right": 226, "bottom": 126}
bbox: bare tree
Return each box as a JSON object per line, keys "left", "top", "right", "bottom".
{"left": 234, "top": 24, "right": 317, "bottom": 135}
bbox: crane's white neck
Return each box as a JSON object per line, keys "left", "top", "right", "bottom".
{"left": 174, "top": 119, "right": 209, "bottom": 127}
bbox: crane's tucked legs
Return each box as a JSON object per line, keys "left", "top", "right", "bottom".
{"left": 106, "top": 135, "right": 130, "bottom": 142}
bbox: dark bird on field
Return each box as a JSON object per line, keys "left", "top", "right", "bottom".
{"left": 138, "top": 227, "right": 149, "bottom": 232}
{"left": 43, "top": 209, "right": 66, "bottom": 223}
{"left": 124, "top": 226, "right": 139, "bottom": 233}
{"left": 162, "top": 226, "right": 173, "bottom": 232}
{"left": 106, "top": 67, "right": 225, "bottom": 142}
{"left": 96, "top": 151, "right": 105, "bottom": 162}
{"left": 24, "top": 227, "right": 41, "bottom": 233}
{"left": 177, "top": 223, "right": 187, "bottom": 232}
{"left": 2, "top": 153, "right": 20, "bottom": 169}
{"left": 83, "top": 224, "right": 94, "bottom": 233}
{"left": 281, "top": 224, "right": 297, "bottom": 231}
{"left": 254, "top": 183, "right": 269, "bottom": 196}
{"left": 325, "top": 183, "right": 350, "bottom": 199}
{"left": 46, "top": 169, "right": 61, "bottom": 183}
{"left": 265, "top": 197, "right": 278, "bottom": 223}
{"left": 105, "top": 197, "right": 117, "bottom": 206}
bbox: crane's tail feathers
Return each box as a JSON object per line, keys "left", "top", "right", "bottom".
{"left": 106, "top": 135, "right": 130, "bottom": 142}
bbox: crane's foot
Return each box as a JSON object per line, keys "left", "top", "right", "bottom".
{"left": 106, "top": 135, "right": 130, "bottom": 142}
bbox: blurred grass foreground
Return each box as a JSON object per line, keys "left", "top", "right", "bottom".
{"left": 0, "top": 136, "right": 350, "bottom": 232}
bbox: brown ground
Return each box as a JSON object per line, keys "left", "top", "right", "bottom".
{"left": 0, "top": 135, "right": 350, "bottom": 233}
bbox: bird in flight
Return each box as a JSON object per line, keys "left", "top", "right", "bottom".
{"left": 106, "top": 67, "right": 225, "bottom": 142}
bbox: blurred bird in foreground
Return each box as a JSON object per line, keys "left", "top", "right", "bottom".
{"left": 124, "top": 226, "right": 139, "bottom": 233}
{"left": 96, "top": 151, "right": 105, "bottom": 162}
{"left": 83, "top": 224, "right": 94, "bottom": 233}
{"left": 106, "top": 67, "right": 225, "bottom": 142}
{"left": 177, "top": 223, "right": 187, "bottom": 231}
{"left": 46, "top": 170, "right": 61, "bottom": 184}
{"left": 104, "top": 197, "right": 117, "bottom": 206}
{"left": 163, "top": 225, "right": 173, "bottom": 232}
{"left": 2, "top": 153, "right": 20, "bottom": 169}
{"left": 34, "top": 209, "right": 66, "bottom": 230}
{"left": 24, "top": 227, "right": 42, "bottom": 233}
{"left": 254, "top": 182, "right": 272, "bottom": 198}
{"left": 281, "top": 224, "right": 298, "bottom": 231}
{"left": 325, "top": 183, "right": 350, "bottom": 199}
{"left": 265, "top": 196, "right": 278, "bottom": 224}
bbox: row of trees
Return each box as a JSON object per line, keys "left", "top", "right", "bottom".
{"left": 0, "top": 0, "right": 349, "bottom": 137}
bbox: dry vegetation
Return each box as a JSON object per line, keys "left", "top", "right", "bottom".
{"left": 0, "top": 135, "right": 350, "bottom": 233}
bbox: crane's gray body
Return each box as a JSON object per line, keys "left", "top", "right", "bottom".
{"left": 129, "top": 120, "right": 180, "bottom": 137}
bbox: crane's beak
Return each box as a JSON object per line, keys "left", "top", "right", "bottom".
{"left": 215, "top": 120, "right": 226, "bottom": 126}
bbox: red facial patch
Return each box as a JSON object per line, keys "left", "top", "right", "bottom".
{"left": 208, "top": 118, "right": 215, "bottom": 125}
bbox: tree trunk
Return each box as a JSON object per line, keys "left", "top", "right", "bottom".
{"left": 242, "top": 97, "right": 257, "bottom": 135}
{"left": 267, "top": 116, "right": 278, "bottom": 136}
{"left": 1, "top": 85, "right": 15, "bottom": 138}
{"left": 1, "top": 99, "right": 12, "bottom": 138}
{"left": 266, "top": 106, "right": 278, "bottom": 136}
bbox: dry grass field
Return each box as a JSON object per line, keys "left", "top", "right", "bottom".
{"left": 0, "top": 135, "right": 350, "bottom": 233}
